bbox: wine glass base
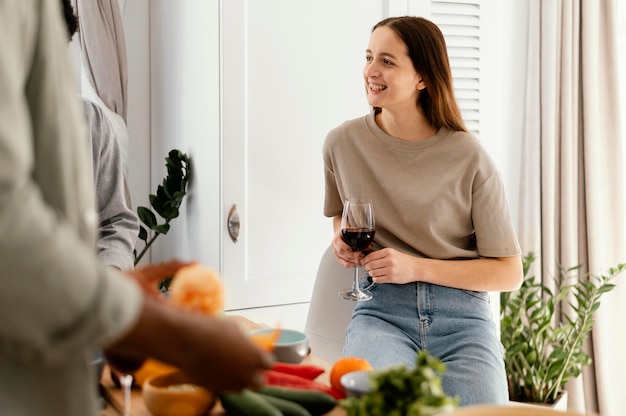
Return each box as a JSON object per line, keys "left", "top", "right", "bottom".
{"left": 339, "top": 288, "right": 372, "bottom": 302}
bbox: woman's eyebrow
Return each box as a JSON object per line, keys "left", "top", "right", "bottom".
{"left": 365, "top": 49, "right": 398, "bottom": 60}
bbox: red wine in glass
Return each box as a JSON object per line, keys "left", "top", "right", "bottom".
{"left": 339, "top": 198, "right": 375, "bottom": 301}
{"left": 342, "top": 227, "right": 375, "bottom": 252}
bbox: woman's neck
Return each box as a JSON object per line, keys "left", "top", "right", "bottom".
{"left": 375, "top": 109, "right": 437, "bottom": 142}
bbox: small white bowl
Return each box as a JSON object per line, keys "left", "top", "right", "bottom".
{"left": 248, "top": 328, "right": 310, "bottom": 363}
{"left": 340, "top": 370, "right": 373, "bottom": 398}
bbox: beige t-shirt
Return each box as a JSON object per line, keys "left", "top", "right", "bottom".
{"left": 323, "top": 112, "right": 521, "bottom": 260}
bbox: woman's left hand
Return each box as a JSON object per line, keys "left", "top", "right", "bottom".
{"left": 362, "top": 250, "right": 524, "bottom": 291}
{"left": 361, "top": 248, "right": 420, "bottom": 284}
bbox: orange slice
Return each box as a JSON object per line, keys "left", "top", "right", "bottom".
{"left": 249, "top": 327, "right": 282, "bottom": 352}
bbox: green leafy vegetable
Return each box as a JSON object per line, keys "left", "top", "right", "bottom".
{"left": 340, "top": 350, "right": 458, "bottom": 416}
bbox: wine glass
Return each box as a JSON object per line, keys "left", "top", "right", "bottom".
{"left": 339, "top": 197, "right": 375, "bottom": 301}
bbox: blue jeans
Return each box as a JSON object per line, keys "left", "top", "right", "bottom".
{"left": 343, "top": 278, "right": 508, "bottom": 406}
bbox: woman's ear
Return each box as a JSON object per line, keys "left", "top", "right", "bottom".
{"left": 416, "top": 78, "right": 426, "bottom": 91}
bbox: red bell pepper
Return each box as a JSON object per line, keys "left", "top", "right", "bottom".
{"left": 262, "top": 369, "right": 343, "bottom": 399}
{"left": 271, "top": 362, "right": 325, "bottom": 380}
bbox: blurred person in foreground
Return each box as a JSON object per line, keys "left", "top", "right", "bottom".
{"left": 0, "top": 1, "right": 272, "bottom": 415}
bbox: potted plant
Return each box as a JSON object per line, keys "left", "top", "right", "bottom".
{"left": 500, "top": 252, "right": 625, "bottom": 408}
{"left": 133, "top": 149, "right": 190, "bottom": 267}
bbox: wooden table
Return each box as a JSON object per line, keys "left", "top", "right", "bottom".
{"left": 100, "top": 316, "right": 346, "bottom": 416}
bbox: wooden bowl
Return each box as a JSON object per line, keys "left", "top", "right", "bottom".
{"left": 142, "top": 371, "right": 216, "bottom": 416}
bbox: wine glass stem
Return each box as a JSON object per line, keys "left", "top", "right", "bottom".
{"left": 353, "top": 263, "right": 360, "bottom": 292}
{"left": 120, "top": 374, "right": 133, "bottom": 416}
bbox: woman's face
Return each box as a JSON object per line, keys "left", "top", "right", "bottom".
{"left": 363, "top": 26, "right": 424, "bottom": 112}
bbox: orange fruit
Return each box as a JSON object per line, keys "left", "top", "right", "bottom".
{"left": 329, "top": 356, "right": 373, "bottom": 396}
{"left": 132, "top": 359, "right": 178, "bottom": 387}
{"left": 249, "top": 327, "right": 282, "bottom": 352}
{"left": 169, "top": 264, "right": 224, "bottom": 316}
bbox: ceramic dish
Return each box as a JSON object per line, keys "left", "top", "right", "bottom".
{"left": 340, "top": 370, "right": 373, "bottom": 398}
{"left": 248, "top": 327, "right": 310, "bottom": 363}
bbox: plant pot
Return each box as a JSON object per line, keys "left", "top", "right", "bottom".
{"left": 509, "top": 390, "right": 568, "bottom": 411}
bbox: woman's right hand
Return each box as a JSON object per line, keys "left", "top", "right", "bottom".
{"left": 332, "top": 227, "right": 363, "bottom": 268}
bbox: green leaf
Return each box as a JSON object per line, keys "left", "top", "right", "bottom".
{"left": 156, "top": 184, "right": 169, "bottom": 202}
{"left": 167, "top": 149, "right": 185, "bottom": 165}
{"left": 598, "top": 284, "right": 616, "bottom": 294}
{"left": 171, "top": 190, "right": 187, "bottom": 201}
{"left": 507, "top": 343, "right": 527, "bottom": 355}
{"left": 138, "top": 225, "right": 148, "bottom": 242}
{"left": 153, "top": 224, "right": 171, "bottom": 235}
{"left": 164, "top": 175, "right": 183, "bottom": 196}
{"left": 137, "top": 206, "right": 157, "bottom": 228}
{"left": 149, "top": 194, "right": 169, "bottom": 219}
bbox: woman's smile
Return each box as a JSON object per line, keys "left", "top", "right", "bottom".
{"left": 368, "top": 83, "right": 387, "bottom": 92}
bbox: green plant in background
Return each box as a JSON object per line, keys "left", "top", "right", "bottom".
{"left": 340, "top": 350, "right": 458, "bottom": 416}
{"left": 133, "top": 149, "right": 190, "bottom": 267}
{"left": 500, "top": 252, "right": 625, "bottom": 404}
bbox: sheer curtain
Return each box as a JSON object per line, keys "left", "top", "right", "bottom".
{"left": 518, "top": 0, "right": 625, "bottom": 414}
{"left": 71, "top": 0, "right": 131, "bottom": 200}
{"left": 71, "top": 0, "right": 130, "bottom": 173}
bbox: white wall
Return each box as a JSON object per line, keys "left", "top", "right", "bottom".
{"left": 147, "top": 0, "right": 222, "bottom": 271}
{"left": 483, "top": 1, "right": 528, "bottom": 231}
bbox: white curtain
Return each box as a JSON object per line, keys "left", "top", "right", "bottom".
{"left": 518, "top": 0, "right": 625, "bottom": 414}
{"left": 72, "top": 0, "right": 131, "bottom": 194}
{"left": 73, "top": 0, "right": 127, "bottom": 119}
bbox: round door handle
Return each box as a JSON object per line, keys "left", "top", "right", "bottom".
{"left": 227, "top": 204, "right": 240, "bottom": 243}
